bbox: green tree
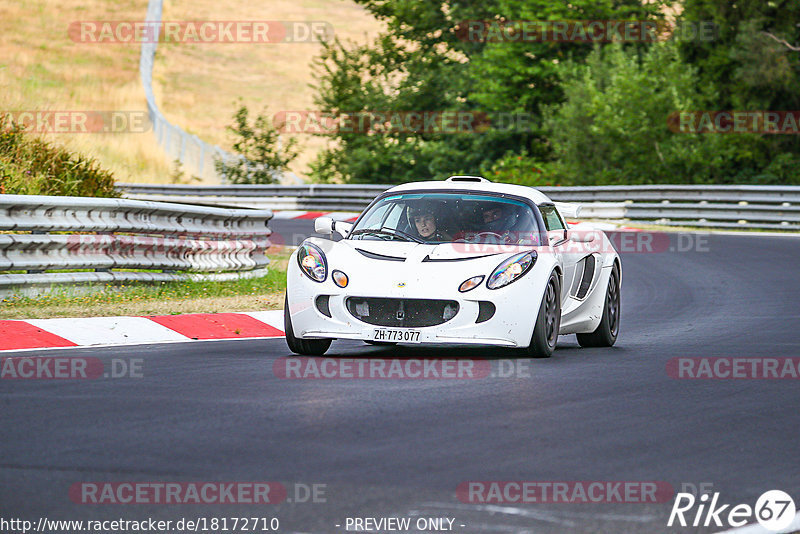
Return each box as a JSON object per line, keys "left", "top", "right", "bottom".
{"left": 215, "top": 105, "right": 299, "bottom": 184}
{"left": 677, "top": 0, "right": 800, "bottom": 182}
{"left": 310, "top": 0, "right": 669, "bottom": 184}
{"left": 531, "top": 40, "right": 800, "bottom": 185}
{"left": 535, "top": 42, "right": 716, "bottom": 184}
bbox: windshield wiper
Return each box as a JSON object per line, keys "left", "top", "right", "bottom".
{"left": 349, "top": 228, "right": 424, "bottom": 244}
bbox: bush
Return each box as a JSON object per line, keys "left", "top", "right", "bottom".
{"left": 215, "top": 105, "right": 299, "bottom": 184}
{"left": 483, "top": 150, "right": 552, "bottom": 186}
{"left": 543, "top": 41, "right": 720, "bottom": 185}
{"left": 0, "top": 120, "right": 119, "bottom": 197}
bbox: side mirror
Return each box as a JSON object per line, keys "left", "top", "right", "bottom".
{"left": 569, "top": 230, "right": 596, "bottom": 243}
{"left": 314, "top": 217, "right": 353, "bottom": 238}
{"left": 314, "top": 216, "right": 335, "bottom": 235}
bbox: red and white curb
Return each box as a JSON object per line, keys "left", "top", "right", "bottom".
{"left": 0, "top": 311, "right": 286, "bottom": 352}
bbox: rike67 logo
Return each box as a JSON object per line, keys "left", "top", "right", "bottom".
{"left": 668, "top": 490, "right": 796, "bottom": 531}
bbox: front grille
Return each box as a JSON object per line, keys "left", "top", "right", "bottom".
{"left": 346, "top": 297, "right": 459, "bottom": 327}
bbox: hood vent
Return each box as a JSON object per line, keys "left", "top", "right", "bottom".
{"left": 355, "top": 248, "right": 406, "bottom": 262}
{"left": 422, "top": 253, "right": 499, "bottom": 262}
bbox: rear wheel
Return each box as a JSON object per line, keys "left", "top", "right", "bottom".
{"left": 284, "top": 296, "right": 332, "bottom": 355}
{"left": 524, "top": 272, "right": 561, "bottom": 358}
{"left": 577, "top": 263, "right": 620, "bottom": 348}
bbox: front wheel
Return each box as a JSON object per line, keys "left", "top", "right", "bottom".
{"left": 284, "top": 296, "right": 332, "bottom": 355}
{"left": 577, "top": 263, "right": 620, "bottom": 348}
{"left": 523, "top": 271, "right": 561, "bottom": 358}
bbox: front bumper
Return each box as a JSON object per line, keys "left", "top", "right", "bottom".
{"left": 286, "top": 254, "right": 553, "bottom": 348}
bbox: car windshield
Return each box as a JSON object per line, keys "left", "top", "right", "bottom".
{"left": 349, "top": 192, "right": 544, "bottom": 245}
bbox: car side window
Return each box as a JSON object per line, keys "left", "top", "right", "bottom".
{"left": 382, "top": 203, "right": 405, "bottom": 230}
{"left": 358, "top": 202, "right": 391, "bottom": 229}
{"left": 539, "top": 204, "right": 566, "bottom": 231}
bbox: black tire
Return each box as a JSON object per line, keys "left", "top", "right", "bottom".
{"left": 524, "top": 271, "right": 561, "bottom": 358}
{"left": 577, "top": 263, "right": 620, "bottom": 348}
{"left": 284, "top": 296, "right": 332, "bottom": 356}
{"left": 363, "top": 340, "right": 398, "bottom": 346}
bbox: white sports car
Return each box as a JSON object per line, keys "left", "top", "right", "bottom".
{"left": 284, "top": 176, "right": 621, "bottom": 357}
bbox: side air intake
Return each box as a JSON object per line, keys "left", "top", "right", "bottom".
{"left": 576, "top": 255, "right": 596, "bottom": 299}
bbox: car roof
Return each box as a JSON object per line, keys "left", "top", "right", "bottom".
{"left": 384, "top": 178, "right": 553, "bottom": 205}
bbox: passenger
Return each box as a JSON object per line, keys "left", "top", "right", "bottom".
{"left": 477, "top": 203, "right": 536, "bottom": 244}
{"left": 480, "top": 203, "right": 517, "bottom": 234}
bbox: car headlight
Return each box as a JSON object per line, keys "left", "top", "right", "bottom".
{"left": 459, "top": 275, "right": 484, "bottom": 293}
{"left": 297, "top": 243, "right": 327, "bottom": 282}
{"left": 487, "top": 251, "right": 537, "bottom": 290}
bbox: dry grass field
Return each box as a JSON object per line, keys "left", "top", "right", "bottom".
{"left": 0, "top": 0, "right": 381, "bottom": 183}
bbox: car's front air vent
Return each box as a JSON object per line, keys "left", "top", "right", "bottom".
{"left": 576, "top": 255, "right": 596, "bottom": 299}
{"left": 476, "top": 301, "right": 496, "bottom": 323}
{"left": 315, "top": 295, "right": 332, "bottom": 317}
{"left": 355, "top": 248, "right": 406, "bottom": 262}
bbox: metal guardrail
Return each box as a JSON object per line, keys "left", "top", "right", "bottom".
{"left": 0, "top": 195, "right": 273, "bottom": 294}
{"left": 541, "top": 185, "right": 800, "bottom": 230}
{"left": 118, "top": 183, "right": 800, "bottom": 231}
{"left": 119, "top": 183, "right": 386, "bottom": 211}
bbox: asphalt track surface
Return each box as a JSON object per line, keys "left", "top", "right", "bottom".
{"left": 2, "top": 224, "right": 800, "bottom": 534}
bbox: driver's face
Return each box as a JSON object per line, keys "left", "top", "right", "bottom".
{"left": 483, "top": 207, "right": 503, "bottom": 224}
{"left": 413, "top": 214, "right": 436, "bottom": 237}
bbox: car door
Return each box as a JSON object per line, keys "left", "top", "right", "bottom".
{"left": 538, "top": 204, "right": 578, "bottom": 303}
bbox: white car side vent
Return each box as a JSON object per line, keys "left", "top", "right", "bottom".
{"left": 446, "top": 175, "right": 490, "bottom": 183}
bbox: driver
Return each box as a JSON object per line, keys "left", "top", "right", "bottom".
{"left": 407, "top": 204, "right": 451, "bottom": 241}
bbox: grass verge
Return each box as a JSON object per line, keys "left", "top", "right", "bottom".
{"left": 0, "top": 248, "right": 290, "bottom": 319}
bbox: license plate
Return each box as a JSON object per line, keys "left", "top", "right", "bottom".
{"left": 372, "top": 328, "right": 421, "bottom": 343}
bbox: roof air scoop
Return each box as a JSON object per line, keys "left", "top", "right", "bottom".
{"left": 446, "top": 175, "right": 490, "bottom": 183}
